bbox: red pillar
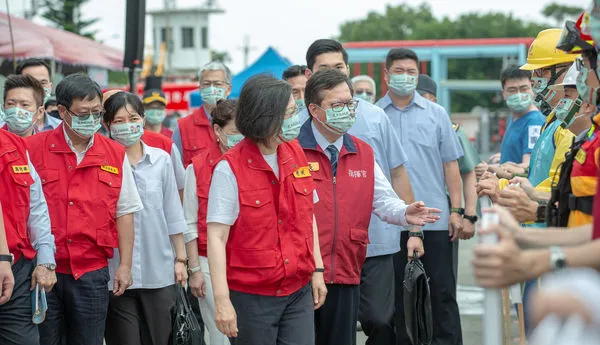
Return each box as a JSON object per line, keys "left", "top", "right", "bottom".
{"left": 420, "top": 61, "right": 428, "bottom": 75}
{"left": 353, "top": 63, "right": 361, "bottom": 76}
{"left": 367, "top": 63, "right": 374, "bottom": 78}
{"left": 381, "top": 62, "right": 387, "bottom": 95}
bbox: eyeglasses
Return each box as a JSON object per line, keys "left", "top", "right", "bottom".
{"left": 66, "top": 108, "right": 105, "bottom": 120}
{"left": 328, "top": 100, "right": 359, "bottom": 113}
{"left": 200, "top": 81, "right": 229, "bottom": 88}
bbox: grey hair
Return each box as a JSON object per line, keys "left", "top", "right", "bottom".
{"left": 351, "top": 75, "right": 376, "bottom": 94}
{"left": 199, "top": 61, "right": 232, "bottom": 84}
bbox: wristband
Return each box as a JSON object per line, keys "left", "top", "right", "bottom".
{"left": 187, "top": 265, "right": 202, "bottom": 275}
{"left": 314, "top": 268, "right": 325, "bottom": 273}
{"left": 450, "top": 207, "right": 464, "bottom": 216}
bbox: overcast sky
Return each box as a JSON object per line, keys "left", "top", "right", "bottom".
{"left": 6, "top": 0, "right": 591, "bottom": 73}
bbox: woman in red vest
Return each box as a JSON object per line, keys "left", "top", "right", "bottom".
{"left": 184, "top": 99, "right": 241, "bottom": 345}
{"left": 101, "top": 92, "right": 189, "bottom": 345}
{"left": 207, "top": 75, "right": 327, "bottom": 345}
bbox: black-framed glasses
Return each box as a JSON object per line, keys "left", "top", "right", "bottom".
{"left": 329, "top": 100, "right": 359, "bottom": 113}
{"left": 66, "top": 108, "right": 105, "bottom": 120}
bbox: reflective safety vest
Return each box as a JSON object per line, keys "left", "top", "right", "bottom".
{"left": 142, "top": 130, "right": 173, "bottom": 154}
{"left": 298, "top": 122, "right": 374, "bottom": 285}
{"left": 191, "top": 145, "right": 222, "bottom": 257}
{"left": 223, "top": 138, "right": 316, "bottom": 296}
{"left": 178, "top": 106, "right": 218, "bottom": 167}
{"left": 26, "top": 126, "right": 125, "bottom": 279}
{"left": 0, "top": 130, "right": 36, "bottom": 262}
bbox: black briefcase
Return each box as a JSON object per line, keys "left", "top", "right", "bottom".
{"left": 171, "top": 284, "right": 204, "bottom": 345}
{"left": 403, "top": 253, "right": 433, "bottom": 345}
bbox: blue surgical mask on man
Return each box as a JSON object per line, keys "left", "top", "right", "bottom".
{"left": 4, "top": 107, "right": 35, "bottom": 135}
{"left": 506, "top": 93, "right": 533, "bottom": 113}
{"left": 314, "top": 103, "right": 357, "bottom": 135}
{"left": 389, "top": 74, "right": 417, "bottom": 96}
{"left": 145, "top": 109, "right": 167, "bottom": 125}
{"left": 66, "top": 111, "right": 102, "bottom": 139}
{"left": 201, "top": 86, "right": 226, "bottom": 105}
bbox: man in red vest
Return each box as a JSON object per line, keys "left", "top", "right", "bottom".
{"left": 0, "top": 128, "right": 57, "bottom": 345}
{"left": 173, "top": 61, "right": 232, "bottom": 166}
{"left": 26, "top": 74, "right": 143, "bottom": 345}
{"left": 299, "top": 69, "right": 441, "bottom": 345}
{"left": 0, "top": 205, "right": 14, "bottom": 305}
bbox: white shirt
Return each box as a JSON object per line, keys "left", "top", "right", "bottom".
{"left": 310, "top": 122, "right": 409, "bottom": 227}
{"left": 169, "top": 143, "right": 185, "bottom": 190}
{"left": 206, "top": 147, "right": 318, "bottom": 226}
{"left": 108, "top": 143, "right": 187, "bottom": 289}
{"left": 63, "top": 127, "right": 143, "bottom": 217}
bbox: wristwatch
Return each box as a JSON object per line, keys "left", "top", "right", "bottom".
{"left": 464, "top": 215, "right": 478, "bottom": 224}
{"left": 314, "top": 268, "right": 325, "bottom": 273}
{"left": 0, "top": 254, "right": 13, "bottom": 265}
{"left": 549, "top": 246, "right": 567, "bottom": 271}
{"left": 450, "top": 207, "right": 465, "bottom": 216}
{"left": 188, "top": 265, "right": 202, "bottom": 275}
{"left": 39, "top": 263, "right": 56, "bottom": 271}
{"left": 408, "top": 231, "right": 424, "bottom": 239}
{"left": 536, "top": 204, "right": 547, "bottom": 223}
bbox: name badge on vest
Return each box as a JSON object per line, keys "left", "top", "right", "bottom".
{"left": 12, "top": 165, "right": 30, "bottom": 174}
{"left": 308, "top": 162, "right": 319, "bottom": 172}
{"left": 575, "top": 149, "right": 587, "bottom": 165}
{"left": 293, "top": 166, "right": 311, "bottom": 178}
{"left": 100, "top": 165, "right": 119, "bottom": 175}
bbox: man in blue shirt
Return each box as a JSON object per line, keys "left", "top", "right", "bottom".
{"left": 376, "top": 48, "right": 464, "bottom": 345}
{"left": 498, "top": 66, "right": 545, "bottom": 166}
{"left": 299, "top": 39, "right": 418, "bottom": 345}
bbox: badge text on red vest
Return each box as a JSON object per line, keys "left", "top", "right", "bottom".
{"left": 575, "top": 149, "right": 587, "bottom": 165}
{"left": 308, "top": 162, "right": 319, "bottom": 172}
{"left": 12, "top": 165, "right": 30, "bottom": 174}
{"left": 100, "top": 165, "right": 119, "bottom": 174}
{"left": 293, "top": 166, "right": 311, "bottom": 178}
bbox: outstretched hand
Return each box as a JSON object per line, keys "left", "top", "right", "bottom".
{"left": 405, "top": 201, "right": 441, "bottom": 226}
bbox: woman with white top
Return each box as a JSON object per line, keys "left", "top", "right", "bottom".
{"left": 207, "top": 75, "right": 327, "bottom": 345}
{"left": 102, "top": 92, "right": 188, "bottom": 345}
{"left": 184, "top": 99, "right": 241, "bottom": 345}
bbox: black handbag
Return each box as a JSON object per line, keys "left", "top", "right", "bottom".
{"left": 403, "top": 252, "right": 433, "bottom": 345}
{"left": 171, "top": 284, "right": 204, "bottom": 345}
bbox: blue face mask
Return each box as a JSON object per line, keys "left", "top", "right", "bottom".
{"left": 295, "top": 99, "right": 306, "bottom": 111}
{"left": 43, "top": 87, "right": 52, "bottom": 105}
{"left": 506, "top": 93, "right": 533, "bottom": 113}
{"left": 389, "top": 73, "right": 417, "bottom": 96}
{"left": 277, "top": 113, "right": 301, "bottom": 142}
{"left": 200, "top": 86, "right": 226, "bottom": 105}
{"left": 315, "top": 104, "right": 357, "bottom": 135}
{"left": 355, "top": 92, "right": 374, "bottom": 104}
{"left": 531, "top": 77, "right": 548, "bottom": 95}
{"left": 145, "top": 109, "right": 167, "bottom": 125}
{"left": 226, "top": 133, "right": 244, "bottom": 148}
{"left": 110, "top": 122, "right": 144, "bottom": 147}
{"left": 554, "top": 97, "right": 583, "bottom": 128}
{"left": 576, "top": 66, "right": 600, "bottom": 106}
{"left": 66, "top": 112, "right": 102, "bottom": 139}
{"left": 4, "top": 107, "right": 35, "bottom": 135}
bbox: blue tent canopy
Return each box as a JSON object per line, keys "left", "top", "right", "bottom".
{"left": 190, "top": 47, "right": 292, "bottom": 107}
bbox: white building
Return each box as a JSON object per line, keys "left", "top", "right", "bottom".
{"left": 148, "top": 6, "right": 224, "bottom": 76}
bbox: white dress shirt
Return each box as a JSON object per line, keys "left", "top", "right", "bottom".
{"left": 108, "top": 143, "right": 187, "bottom": 289}
{"left": 63, "top": 128, "right": 143, "bottom": 217}
{"left": 310, "top": 122, "right": 410, "bottom": 227}
{"left": 169, "top": 143, "right": 185, "bottom": 190}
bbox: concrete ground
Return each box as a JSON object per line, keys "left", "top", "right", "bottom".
{"left": 357, "top": 237, "right": 521, "bottom": 345}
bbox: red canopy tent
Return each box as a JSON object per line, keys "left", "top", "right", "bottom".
{"left": 0, "top": 11, "right": 123, "bottom": 70}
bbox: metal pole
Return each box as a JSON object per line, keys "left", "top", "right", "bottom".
{"left": 479, "top": 196, "right": 502, "bottom": 345}
{"left": 5, "top": 0, "right": 17, "bottom": 73}
{"left": 480, "top": 108, "right": 491, "bottom": 154}
{"left": 128, "top": 68, "right": 136, "bottom": 95}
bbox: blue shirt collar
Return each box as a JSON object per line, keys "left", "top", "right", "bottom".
{"left": 379, "top": 91, "right": 427, "bottom": 111}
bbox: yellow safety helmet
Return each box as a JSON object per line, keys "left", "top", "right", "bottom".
{"left": 520, "top": 29, "right": 580, "bottom": 71}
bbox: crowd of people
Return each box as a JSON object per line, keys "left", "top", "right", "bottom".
{"left": 0, "top": 2, "right": 600, "bottom": 345}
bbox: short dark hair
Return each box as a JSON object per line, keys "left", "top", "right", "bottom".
{"left": 236, "top": 75, "right": 292, "bottom": 145}
{"left": 305, "top": 69, "right": 353, "bottom": 117}
{"left": 212, "top": 99, "right": 238, "bottom": 128}
{"left": 500, "top": 65, "right": 532, "bottom": 88}
{"left": 3, "top": 74, "right": 45, "bottom": 107}
{"left": 45, "top": 98, "right": 57, "bottom": 109}
{"left": 282, "top": 65, "right": 307, "bottom": 80}
{"left": 103, "top": 91, "right": 145, "bottom": 124}
{"left": 55, "top": 73, "right": 102, "bottom": 109}
{"left": 306, "top": 39, "right": 348, "bottom": 71}
{"left": 16, "top": 58, "right": 51, "bottom": 78}
{"left": 385, "top": 48, "right": 419, "bottom": 70}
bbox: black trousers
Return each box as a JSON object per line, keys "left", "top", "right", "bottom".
{"left": 229, "top": 284, "right": 314, "bottom": 345}
{"left": 358, "top": 254, "right": 396, "bottom": 345}
{"left": 0, "top": 258, "right": 38, "bottom": 345}
{"left": 394, "top": 231, "right": 463, "bottom": 345}
{"left": 39, "top": 267, "right": 110, "bottom": 345}
{"left": 315, "top": 284, "right": 360, "bottom": 345}
{"left": 105, "top": 285, "right": 176, "bottom": 345}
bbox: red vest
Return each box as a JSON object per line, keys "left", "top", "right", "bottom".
{"left": 178, "top": 106, "right": 218, "bottom": 167}
{"left": 161, "top": 126, "right": 173, "bottom": 138}
{"left": 593, "top": 162, "right": 600, "bottom": 240}
{"left": 0, "top": 130, "right": 36, "bottom": 262}
{"left": 298, "top": 125, "right": 374, "bottom": 285}
{"left": 26, "top": 126, "right": 125, "bottom": 279}
{"left": 223, "top": 139, "right": 316, "bottom": 296}
{"left": 192, "top": 145, "right": 222, "bottom": 257}
{"left": 142, "top": 130, "right": 173, "bottom": 154}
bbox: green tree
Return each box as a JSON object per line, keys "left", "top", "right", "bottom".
{"left": 211, "top": 50, "right": 232, "bottom": 63}
{"left": 338, "top": 3, "right": 551, "bottom": 112}
{"left": 542, "top": 3, "right": 585, "bottom": 26}
{"left": 41, "top": 0, "right": 99, "bottom": 40}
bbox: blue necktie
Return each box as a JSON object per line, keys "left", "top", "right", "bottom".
{"left": 326, "top": 145, "right": 338, "bottom": 176}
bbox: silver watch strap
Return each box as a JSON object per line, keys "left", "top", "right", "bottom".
{"left": 188, "top": 265, "right": 202, "bottom": 274}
